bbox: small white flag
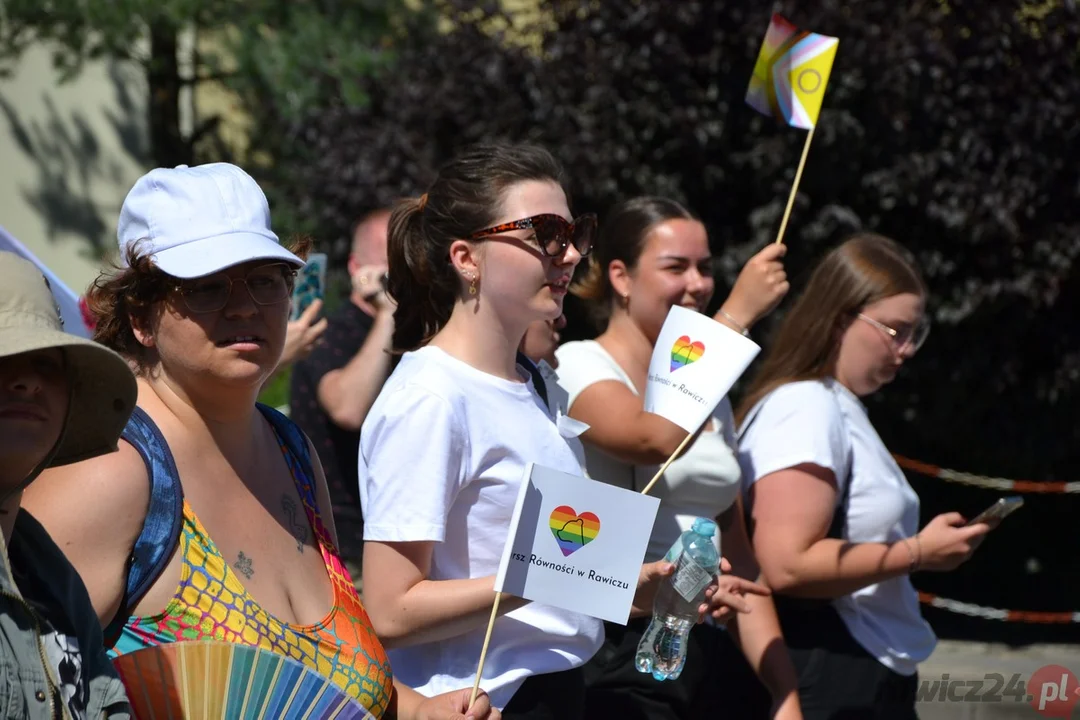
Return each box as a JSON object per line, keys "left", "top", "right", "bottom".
{"left": 644, "top": 305, "right": 760, "bottom": 433}
{"left": 494, "top": 464, "right": 660, "bottom": 625}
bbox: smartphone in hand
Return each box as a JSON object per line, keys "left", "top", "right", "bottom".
{"left": 966, "top": 496, "right": 1024, "bottom": 528}
{"left": 290, "top": 252, "right": 327, "bottom": 321}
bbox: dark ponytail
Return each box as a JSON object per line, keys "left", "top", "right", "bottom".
{"left": 386, "top": 197, "right": 456, "bottom": 352}
{"left": 570, "top": 196, "right": 697, "bottom": 329}
{"left": 387, "top": 142, "right": 567, "bottom": 351}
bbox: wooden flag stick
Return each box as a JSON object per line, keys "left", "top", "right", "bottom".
{"left": 639, "top": 428, "right": 697, "bottom": 496}
{"left": 470, "top": 592, "right": 504, "bottom": 706}
{"left": 773, "top": 125, "right": 817, "bottom": 245}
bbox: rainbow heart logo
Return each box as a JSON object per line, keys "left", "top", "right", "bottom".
{"left": 549, "top": 506, "right": 601, "bottom": 557}
{"left": 670, "top": 335, "right": 706, "bottom": 372}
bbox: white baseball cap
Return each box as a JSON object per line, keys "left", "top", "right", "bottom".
{"left": 117, "top": 163, "right": 304, "bottom": 279}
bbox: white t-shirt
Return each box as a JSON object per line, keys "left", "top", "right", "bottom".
{"left": 555, "top": 340, "right": 743, "bottom": 562}
{"left": 737, "top": 378, "right": 937, "bottom": 676}
{"left": 358, "top": 346, "right": 604, "bottom": 709}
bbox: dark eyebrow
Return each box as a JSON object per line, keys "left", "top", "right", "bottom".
{"left": 655, "top": 254, "right": 713, "bottom": 264}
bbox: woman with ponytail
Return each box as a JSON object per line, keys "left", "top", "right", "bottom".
{"left": 555, "top": 197, "right": 800, "bottom": 720}
{"left": 357, "top": 145, "right": 744, "bottom": 719}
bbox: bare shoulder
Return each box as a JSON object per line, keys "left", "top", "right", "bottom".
{"left": 569, "top": 378, "right": 641, "bottom": 423}
{"left": 23, "top": 439, "right": 151, "bottom": 549}
{"left": 23, "top": 439, "right": 151, "bottom": 623}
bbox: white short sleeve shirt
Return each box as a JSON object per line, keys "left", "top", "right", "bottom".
{"left": 358, "top": 346, "right": 603, "bottom": 709}
{"left": 738, "top": 378, "right": 937, "bottom": 676}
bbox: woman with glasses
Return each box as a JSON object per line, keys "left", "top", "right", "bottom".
{"left": 24, "top": 163, "right": 499, "bottom": 720}
{"left": 357, "top": 145, "right": 742, "bottom": 720}
{"left": 735, "top": 233, "right": 990, "bottom": 720}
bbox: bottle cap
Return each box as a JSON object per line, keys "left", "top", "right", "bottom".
{"left": 691, "top": 517, "right": 717, "bottom": 537}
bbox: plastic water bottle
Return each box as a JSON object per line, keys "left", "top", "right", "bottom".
{"left": 634, "top": 517, "right": 720, "bottom": 681}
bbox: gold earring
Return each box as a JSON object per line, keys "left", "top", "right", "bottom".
{"left": 469, "top": 274, "right": 478, "bottom": 295}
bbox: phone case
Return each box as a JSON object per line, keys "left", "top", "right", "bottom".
{"left": 290, "top": 253, "right": 327, "bottom": 321}
{"left": 969, "top": 497, "right": 1023, "bottom": 526}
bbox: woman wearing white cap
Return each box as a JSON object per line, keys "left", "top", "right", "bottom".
{"left": 0, "top": 251, "right": 137, "bottom": 719}
{"left": 24, "top": 163, "right": 498, "bottom": 720}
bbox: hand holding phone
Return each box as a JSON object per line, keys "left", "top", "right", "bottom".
{"left": 917, "top": 511, "right": 993, "bottom": 572}
{"left": 290, "top": 253, "right": 327, "bottom": 321}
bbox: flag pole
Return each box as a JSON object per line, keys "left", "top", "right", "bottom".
{"left": 640, "top": 433, "right": 694, "bottom": 496}
{"left": 470, "top": 592, "right": 504, "bottom": 706}
{"left": 773, "top": 125, "right": 817, "bottom": 246}
{"left": 639, "top": 418, "right": 709, "bottom": 496}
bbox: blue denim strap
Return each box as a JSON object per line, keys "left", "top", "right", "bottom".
{"left": 104, "top": 406, "right": 183, "bottom": 643}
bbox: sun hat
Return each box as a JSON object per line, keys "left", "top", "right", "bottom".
{"left": 116, "top": 162, "right": 304, "bottom": 279}
{"left": 0, "top": 252, "right": 137, "bottom": 468}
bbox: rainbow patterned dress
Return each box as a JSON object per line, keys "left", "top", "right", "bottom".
{"left": 108, "top": 430, "right": 395, "bottom": 718}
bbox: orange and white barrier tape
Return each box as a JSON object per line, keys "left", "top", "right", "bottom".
{"left": 918, "top": 592, "right": 1080, "bottom": 624}
{"left": 894, "top": 455, "right": 1080, "bottom": 494}
{"left": 892, "top": 456, "right": 1078, "bottom": 621}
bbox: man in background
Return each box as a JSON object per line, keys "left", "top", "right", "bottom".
{"left": 290, "top": 209, "right": 395, "bottom": 579}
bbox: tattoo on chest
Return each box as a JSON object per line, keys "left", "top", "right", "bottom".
{"left": 234, "top": 551, "right": 254, "bottom": 579}
{"left": 281, "top": 496, "right": 309, "bottom": 553}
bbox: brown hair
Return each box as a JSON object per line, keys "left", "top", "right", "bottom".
{"left": 735, "top": 233, "right": 926, "bottom": 424}
{"left": 86, "top": 235, "right": 312, "bottom": 372}
{"left": 387, "top": 142, "right": 567, "bottom": 351}
{"left": 571, "top": 196, "right": 697, "bottom": 329}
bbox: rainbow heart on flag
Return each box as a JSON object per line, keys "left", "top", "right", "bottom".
{"left": 670, "top": 335, "right": 705, "bottom": 372}
{"left": 549, "top": 505, "right": 601, "bottom": 557}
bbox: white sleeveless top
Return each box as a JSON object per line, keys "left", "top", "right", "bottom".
{"left": 555, "top": 339, "right": 742, "bottom": 561}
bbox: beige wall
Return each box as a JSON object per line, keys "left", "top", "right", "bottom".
{"left": 0, "top": 4, "right": 543, "bottom": 298}
{"left": 0, "top": 46, "right": 150, "bottom": 294}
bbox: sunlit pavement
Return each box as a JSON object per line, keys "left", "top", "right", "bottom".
{"left": 916, "top": 641, "right": 1080, "bottom": 719}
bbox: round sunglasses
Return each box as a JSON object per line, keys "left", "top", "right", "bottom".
{"left": 468, "top": 213, "right": 597, "bottom": 258}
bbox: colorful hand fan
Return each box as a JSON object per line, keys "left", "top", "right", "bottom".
{"left": 113, "top": 641, "right": 377, "bottom": 720}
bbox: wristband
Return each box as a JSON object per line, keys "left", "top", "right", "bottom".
{"left": 900, "top": 537, "right": 920, "bottom": 573}
{"left": 717, "top": 309, "right": 750, "bottom": 337}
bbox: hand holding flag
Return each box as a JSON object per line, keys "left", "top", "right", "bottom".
{"left": 472, "top": 464, "right": 660, "bottom": 704}
{"left": 644, "top": 306, "right": 760, "bottom": 435}
{"left": 639, "top": 306, "right": 761, "bottom": 495}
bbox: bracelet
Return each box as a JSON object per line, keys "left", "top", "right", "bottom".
{"left": 717, "top": 309, "right": 750, "bottom": 337}
{"left": 899, "top": 537, "right": 920, "bottom": 573}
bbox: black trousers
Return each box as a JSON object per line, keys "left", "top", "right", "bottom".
{"left": 581, "top": 618, "right": 772, "bottom": 720}
{"left": 775, "top": 597, "right": 919, "bottom": 720}
{"left": 502, "top": 667, "right": 586, "bottom": 720}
